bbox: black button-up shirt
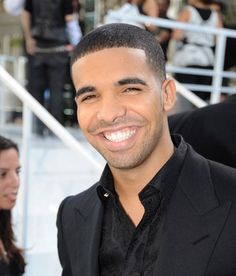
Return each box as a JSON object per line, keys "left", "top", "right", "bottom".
{"left": 97, "top": 135, "right": 187, "bottom": 275}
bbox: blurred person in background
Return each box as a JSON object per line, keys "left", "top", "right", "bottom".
{"left": 21, "top": 0, "right": 82, "bottom": 136}
{"left": 104, "top": 0, "right": 147, "bottom": 29}
{"left": 0, "top": 136, "right": 25, "bottom": 276}
{"left": 137, "top": 0, "right": 159, "bottom": 32}
{"left": 154, "top": 0, "right": 172, "bottom": 60}
{"left": 172, "top": 0, "right": 223, "bottom": 101}
{"left": 104, "top": 0, "right": 158, "bottom": 30}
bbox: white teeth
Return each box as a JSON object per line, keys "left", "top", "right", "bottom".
{"left": 104, "top": 129, "right": 136, "bottom": 142}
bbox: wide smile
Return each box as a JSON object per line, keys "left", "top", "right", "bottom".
{"left": 4, "top": 191, "right": 18, "bottom": 200}
{"left": 97, "top": 127, "right": 138, "bottom": 152}
{"left": 103, "top": 128, "right": 136, "bottom": 143}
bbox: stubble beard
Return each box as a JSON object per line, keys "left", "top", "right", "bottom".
{"left": 97, "top": 118, "right": 164, "bottom": 170}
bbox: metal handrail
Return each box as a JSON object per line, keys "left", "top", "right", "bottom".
{"left": 106, "top": 12, "right": 236, "bottom": 37}
{"left": 0, "top": 66, "right": 103, "bottom": 170}
{"left": 105, "top": 12, "right": 236, "bottom": 103}
{"left": 0, "top": 65, "right": 103, "bottom": 249}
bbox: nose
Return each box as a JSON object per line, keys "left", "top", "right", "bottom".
{"left": 97, "top": 94, "right": 126, "bottom": 123}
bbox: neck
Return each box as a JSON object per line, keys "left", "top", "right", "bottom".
{"left": 110, "top": 133, "right": 174, "bottom": 198}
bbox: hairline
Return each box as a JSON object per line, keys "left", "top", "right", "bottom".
{"left": 0, "top": 136, "right": 19, "bottom": 154}
{"left": 71, "top": 45, "right": 166, "bottom": 83}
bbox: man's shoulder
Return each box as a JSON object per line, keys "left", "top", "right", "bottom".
{"left": 182, "top": 145, "right": 236, "bottom": 205}
{"left": 186, "top": 142, "right": 236, "bottom": 178}
{"left": 169, "top": 97, "right": 236, "bottom": 128}
{"left": 208, "top": 160, "right": 236, "bottom": 198}
{"left": 58, "top": 182, "right": 99, "bottom": 213}
{"left": 190, "top": 147, "right": 236, "bottom": 198}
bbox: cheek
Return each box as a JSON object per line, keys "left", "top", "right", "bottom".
{"left": 136, "top": 96, "right": 161, "bottom": 118}
{"left": 77, "top": 106, "right": 92, "bottom": 133}
{"left": 0, "top": 181, "right": 7, "bottom": 192}
{"left": 0, "top": 201, "right": 13, "bottom": 210}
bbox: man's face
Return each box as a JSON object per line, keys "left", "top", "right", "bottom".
{"left": 72, "top": 47, "right": 173, "bottom": 170}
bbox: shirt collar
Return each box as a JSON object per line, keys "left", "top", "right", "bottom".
{"left": 97, "top": 164, "right": 115, "bottom": 203}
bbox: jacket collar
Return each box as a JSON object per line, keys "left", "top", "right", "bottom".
{"left": 72, "top": 185, "right": 103, "bottom": 276}
{"left": 179, "top": 144, "right": 219, "bottom": 215}
{"left": 155, "top": 144, "right": 232, "bottom": 275}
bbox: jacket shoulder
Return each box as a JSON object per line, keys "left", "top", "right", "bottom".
{"left": 208, "top": 160, "right": 236, "bottom": 202}
{"left": 57, "top": 183, "right": 99, "bottom": 221}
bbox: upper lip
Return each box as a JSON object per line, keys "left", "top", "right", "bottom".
{"left": 3, "top": 191, "right": 18, "bottom": 196}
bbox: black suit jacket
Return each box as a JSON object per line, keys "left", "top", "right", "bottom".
{"left": 57, "top": 143, "right": 236, "bottom": 276}
{"left": 169, "top": 94, "right": 236, "bottom": 168}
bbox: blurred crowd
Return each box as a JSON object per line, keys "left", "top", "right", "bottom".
{"left": 1, "top": 0, "right": 236, "bottom": 133}
{"left": 103, "top": 0, "right": 236, "bottom": 102}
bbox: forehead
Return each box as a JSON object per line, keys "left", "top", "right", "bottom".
{"left": 0, "top": 149, "right": 19, "bottom": 167}
{"left": 75, "top": 47, "right": 146, "bottom": 63}
{"left": 71, "top": 47, "right": 155, "bottom": 83}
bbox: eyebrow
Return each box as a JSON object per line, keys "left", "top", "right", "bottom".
{"left": 75, "top": 77, "right": 147, "bottom": 98}
{"left": 117, "top": 77, "right": 147, "bottom": 86}
{"left": 75, "top": 86, "right": 95, "bottom": 98}
{"left": 0, "top": 166, "right": 21, "bottom": 171}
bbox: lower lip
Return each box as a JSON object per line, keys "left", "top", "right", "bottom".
{"left": 6, "top": 194, "right": 17, "bottom": 202}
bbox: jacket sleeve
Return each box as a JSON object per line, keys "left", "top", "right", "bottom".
{"left": 57, "top": 197, "right": 73, "bottom": 276}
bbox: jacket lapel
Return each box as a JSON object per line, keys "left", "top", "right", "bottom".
{"left": 156, "top": 146, "right": 232, "bottom": 276}
{"left": 72, "top": 185, "right": 103, "bottom": 276}
{"left": 69, "top": 146, "right": 232, "bottom": 276}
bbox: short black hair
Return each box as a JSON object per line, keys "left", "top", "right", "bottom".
{"left": 0, "top": 135, "right": 18, "bottom": 153}
{"left": 71, "top": 23, "right": 166, "bottom": 82}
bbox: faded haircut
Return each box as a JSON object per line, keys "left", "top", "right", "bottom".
{"left": 71, "top": 23, "right": 166, "bottom": 82}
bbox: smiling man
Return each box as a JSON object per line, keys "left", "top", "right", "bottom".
{"left": 57, "top": 23, "right": 236, "bottom": 276}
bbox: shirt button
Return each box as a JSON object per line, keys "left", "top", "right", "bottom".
{"left": 103, "top": 192, "right": 109, "bottom": 197}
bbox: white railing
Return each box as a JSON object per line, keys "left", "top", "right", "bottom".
{"left": 105, "top": 12, "right": 236, "bottom": 103}
{"left": 173, "top": 77, "right": 207, "bottom": 108}
{"left": 0, "top": 65, "right": 103, "bottom": 249}
{"left": 0, "top": 55, "right": 24, "bottom": 125}
{"left": 0, "top": 66, "right": 103, "bottom": 170}
{"left": 0, "top": 63, "right": 105, "bottom": 275}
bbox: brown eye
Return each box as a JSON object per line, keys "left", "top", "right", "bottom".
{"left": 0, "top": 171, "right": 7, "bottom": 178}
{"left": 16, "top": 168, "right": 21, "bottom": 175}
{"left": 124, "top": 87, "right": 142, "bottom": 93}
{"left": 81, "top": 95, "right": 96, "bottom": 102}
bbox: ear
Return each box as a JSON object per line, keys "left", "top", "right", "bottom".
{"left": 161, "top": 78, "right": 176, "bottom": 112}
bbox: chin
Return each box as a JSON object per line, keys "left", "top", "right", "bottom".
{"left": 108, "top": 158, "right": 143, "bottom": 170}
{"left": 3, "top": 203, "right": 15, "bottom": 210}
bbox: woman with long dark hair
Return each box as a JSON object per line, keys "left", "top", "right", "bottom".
{"left": 0, "top": 136, "right": 25, "bottom": 275}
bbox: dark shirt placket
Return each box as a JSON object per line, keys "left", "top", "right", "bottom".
{"left": 98, "top": 135, "right": 187, "bottom": 276}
